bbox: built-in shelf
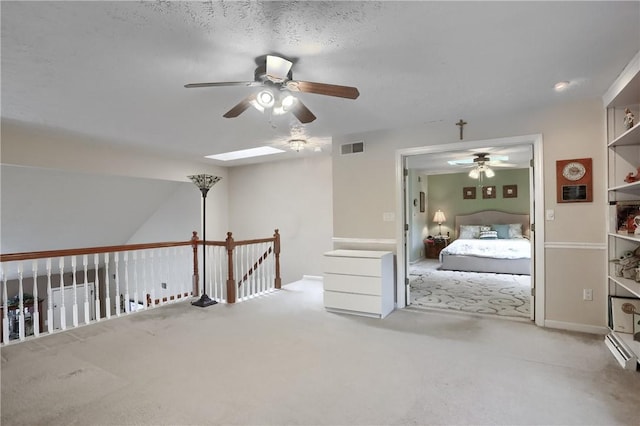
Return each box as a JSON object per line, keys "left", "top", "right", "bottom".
{"left": 608, "top": 275, "right": 640, "bottom": 298}
{"left": 608, "top": 232, "right": 640, "bottom": 243}
{"left": 608, "top": 124, "right": 640, "bottom": 148}
{"left": 608, "top": 180, "right": 640, "bottom": 193}
{"left": 605, "top": 50, "right": 640, "bottom": 369}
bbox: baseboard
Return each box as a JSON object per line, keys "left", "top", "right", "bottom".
{"left": 302, "top": 275, "right": 323, "bottom": 282}
{"left": 544, "top": 320, "right": 609, "bottom": 335}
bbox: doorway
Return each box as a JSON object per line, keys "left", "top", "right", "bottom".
{"left": 395, "top": 134, "right": 545, "bottom": 326}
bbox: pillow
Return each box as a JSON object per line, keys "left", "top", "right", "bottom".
{"left": 459, "top": 225, "right": 481, "bottom": 239}
{"left": 479, "top": 230, "right": 498, "bottom": 239}
{"left": 508, "top": 223, "right": 524, "bottom": 239}
{"left": 491, "top": 224, "right": 510, "bottom": 239}
{"left": 480, "top": 226, "right": 492, "bottom": 232}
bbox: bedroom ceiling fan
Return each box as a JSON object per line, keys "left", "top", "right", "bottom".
{"left": 449, "top": 153, "right": 517, "bottom": 179}
{"left": 184, "top": 54, "right": 360, "bottom": 124}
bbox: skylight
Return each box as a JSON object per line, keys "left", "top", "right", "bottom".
{"left": 205, "top": 146, "right": 285, "bottom": 161}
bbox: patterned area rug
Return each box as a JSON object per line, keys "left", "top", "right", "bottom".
{"left": 409, "top": 259, "right": 530, "bottom": 318}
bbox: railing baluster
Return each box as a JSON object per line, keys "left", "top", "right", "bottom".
{"left": 114, "top": 252, "right": 121, "bottom": 316}
{"left": 58, "top": 258, "right": 66, "bottom": 330}
{"left": 83, "top": 255, "right": 90, "bottom": 325}
{"left": 141, "top": 251, "right": 147, "bottom": 309}
{"left": 150, "top": 250, "right": 156, "bottom": 307}
{"left": 32, "top": 260, "right": 40, "bottom": 336}
{"left": 104, "top": 253, "right": 111, "bottom": 319}
{"left": 2, "top": 265, "right": 8, "bottom": 344}
{"left": 123, "top": 252, "right": 130, "bottom": 313}
{"left": 93, "top": 254, "right": 101, "bottom": 321}
{"left": 17, "top": 262, "right": 25, "bottom": 340}
{"left": 46, "top": 259, "right": 53, "bottom": 333}
{"left": 132, "top": 251, "right": 139, "bottom": 311}
{"left": 71, "top": 256, "right": 78, "bottom": 328}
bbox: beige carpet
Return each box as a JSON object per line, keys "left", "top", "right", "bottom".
{"left": 1, "top": 278, "right": 639, "bottom": 425}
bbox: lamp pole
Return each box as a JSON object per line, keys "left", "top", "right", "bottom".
{"left": 188, "top": 174, "right": 222, "bottom": 308}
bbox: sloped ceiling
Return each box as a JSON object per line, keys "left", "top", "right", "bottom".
{"left": 0, "top": 165, "right": 184, "bottom": 253}
{"left": 1, "top": 1, "right": 639, "bottom": 166}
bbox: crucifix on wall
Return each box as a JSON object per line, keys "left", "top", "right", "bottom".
{"left": 456, "top": 119, "right": 467, "bottom": 140}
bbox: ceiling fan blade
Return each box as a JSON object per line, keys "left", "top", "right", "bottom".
{"left": 266, "top": 55, "right": 293, "bottom": 81}
{"left": 287, "top": 80, "right": 360, "bottom": 99}
{"left": 184, "top": 81, "right": 263, "bottom": 89}
{"left": 290, "top": 100, "right": 317, "bottom": 123}
{"left": 223, "top": 94, "right": 256, "bottom": 118}
{"left": 490, "top": 162, "right": 519, "bottom": 167}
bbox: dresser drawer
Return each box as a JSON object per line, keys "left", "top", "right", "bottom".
{"left": 323, "top": 291, "right": 382, "bottom": 315}
{"left": 324, "top": 256, "right": 381, "bottom": 277}
{"left": 323, "top": 273, "right": 382, "bottom": 296}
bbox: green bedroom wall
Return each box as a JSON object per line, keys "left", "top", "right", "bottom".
{"left": 426, "top": 168, "right": 530, "bottom": 237}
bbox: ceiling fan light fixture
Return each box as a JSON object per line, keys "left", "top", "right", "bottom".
{"left": 484, "top": 166, "right": 495, "bottom": 178}
{"left": 256, "top": 89, "right": 275, "bottom": 108}
{"left": 289, "top": 139, "right": 307, "bottom": 152}
{"left": 281, "top": 94, "right": 297, "bottom": 111}
{"left": 469, "top": 168, "right": 480, "bottom": 179}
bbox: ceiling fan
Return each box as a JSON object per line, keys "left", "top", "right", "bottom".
{"left": 184, "top": 55, "right": 360, "bottom": 124}
{"left": 449, "top": 153, "right": 517, "bottom": 179}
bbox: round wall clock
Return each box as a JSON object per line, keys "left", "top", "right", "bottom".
{"left": 562, "top": 161, "right": 587, "bottom": 181}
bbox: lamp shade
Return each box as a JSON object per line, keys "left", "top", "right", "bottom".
{"left": 433, "top": 210, "right": 446, "bottom": 224}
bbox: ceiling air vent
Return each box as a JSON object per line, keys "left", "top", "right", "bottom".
{"left": 341, "top": 141, "right": 364, "bottom": 155}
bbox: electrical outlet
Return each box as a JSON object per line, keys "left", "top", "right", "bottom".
{"left": 583, "top": 288, "right": 593, "bottom": 301}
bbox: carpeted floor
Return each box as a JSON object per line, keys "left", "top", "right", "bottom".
{"left": 2, "top": 278, "right": 639, "bottom": 425}
{"left": 409, "top": 258, "right": 531, "bottom": 318}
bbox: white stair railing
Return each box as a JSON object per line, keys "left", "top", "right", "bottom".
{"left": 0, "top": 229, "right": 283, "bottom": 345}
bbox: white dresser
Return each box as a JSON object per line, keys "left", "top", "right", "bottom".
{"left": 323, "top": 250, "right": 395, "bottom": 318}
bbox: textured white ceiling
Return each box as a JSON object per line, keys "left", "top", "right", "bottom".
{"left": 2, "top": 1, "right": 639, "bottom": 166}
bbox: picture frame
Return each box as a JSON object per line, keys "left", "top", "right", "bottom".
{"left": 463, "top": 187, "right": 476, "bottom": 199}
{"left": 503, "top": 184, "right": 518, "bottom": 198}
{"left": 482, "top": 186, "right": 496, "bottom": 199}
{"left": 419, "top": 191, "right": 425, "bottom": 212}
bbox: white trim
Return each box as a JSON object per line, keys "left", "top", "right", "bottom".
{"left": 544, "top": 320, "right": 609, "bottom": 335}
{"left": 302, "top": 275, "right": 323, "bottom": 282}
{"left": 331, "top": 237, "right": 397, "bottom": 245}
{"left": 602, "top": 50, "right": 640, "bottom": 107}
{"left": 544, "top": 242, "right": 606, "bottom": 250}
{"left": 395, "top": 134, "right": 545, "bottom": 327}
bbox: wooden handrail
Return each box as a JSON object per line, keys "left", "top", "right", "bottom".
{"left": 2, "top": 229, "right": 282, "bottom": 304}
{"left": 0, "top": 240, "right": 194, "bottom": 263}
{"left": 238, "top": 247, "right": 273, "bottom": 288}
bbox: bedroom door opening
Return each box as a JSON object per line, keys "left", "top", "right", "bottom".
{"left": 395, "top": 134, "right": 545, "bottom": 326}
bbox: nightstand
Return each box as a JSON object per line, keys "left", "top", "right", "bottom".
{"left": 425, "top": 236, "right": 450, "bottom": 259}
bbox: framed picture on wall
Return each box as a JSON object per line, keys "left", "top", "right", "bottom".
{"left": 463, "top": 187, "right": 476, "bottom": 199}
{"left": 482, "top": 186, "right": 496, "bottom": 199}
{"left": 503, "top": 185, "right": 518, "bottom": 198}
{"left": 419, "top": 191, "right": 425, "bottom": 212}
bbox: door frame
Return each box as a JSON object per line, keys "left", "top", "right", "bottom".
{"left": 395, "top": 134, "right": 545, "bottom": 327}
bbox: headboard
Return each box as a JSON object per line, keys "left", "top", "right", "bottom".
{"left": 454, "top": 210, "right": 530, "bottom": 239}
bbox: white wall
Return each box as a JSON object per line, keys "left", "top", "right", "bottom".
{"left": 332, "top": 99, "right": 607, "bottom": 329}
{"left": 228, "top": 155, "right": 333, "bottom": 284}
{"left": 1, "top": 119, "right": 229, "bottom": 251}
{"left": 1, "top": 165, "right": 183, "bottom": 253}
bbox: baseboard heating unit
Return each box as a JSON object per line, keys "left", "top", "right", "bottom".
{"left": 604, "top": 332, "right": 638, "bottom": 370}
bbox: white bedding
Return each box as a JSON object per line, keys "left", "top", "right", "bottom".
{"left": 440, "top": 238, "right": 531, "bottom": 260}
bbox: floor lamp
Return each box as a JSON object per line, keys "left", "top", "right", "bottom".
{"left": 188, "top": 174, "right": 222, "bottom": 308}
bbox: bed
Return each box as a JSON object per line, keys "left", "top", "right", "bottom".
{"left": 439, "top": 210, "right": 531, "bottom": 275}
